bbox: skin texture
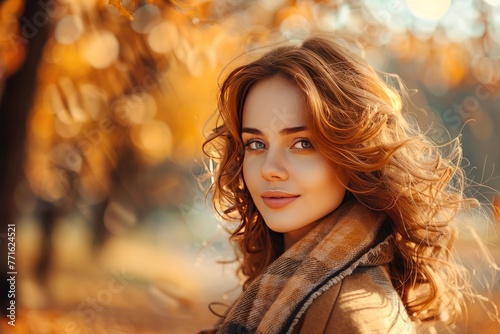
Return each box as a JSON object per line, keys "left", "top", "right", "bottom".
{"left": 241, "top": 75, "right": 347, "bottom": 250}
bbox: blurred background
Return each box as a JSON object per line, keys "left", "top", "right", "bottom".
{"left": 0, "top": 0, "right": 499, "bottom": 333}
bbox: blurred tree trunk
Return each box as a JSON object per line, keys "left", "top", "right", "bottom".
{"left": 0, "top": 0, "right": 50, "bottom": 312}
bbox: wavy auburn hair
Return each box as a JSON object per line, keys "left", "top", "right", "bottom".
{"left": 203, "top": 36, "right": 477, "bottom": 325}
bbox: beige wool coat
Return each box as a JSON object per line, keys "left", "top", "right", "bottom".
{"left": 291, "top": 264, "right": 415, "bottom": 333}
{"left": 200, "top": 244, "right": 415, "bottom": 334}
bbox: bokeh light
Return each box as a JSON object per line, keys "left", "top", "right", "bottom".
{"left": 484, "top": 0, "right": 500, "bottom": 6}
{"left": 55, "top": 15, "right": 84, "bottom": 44}
{"left": 80, "top": 30, "right": 119, "bottom": 69}
{"left": 148, "top": 21, "right": 179, "bottom": 54}
{"left": 406, "top": 0, "right": 451, "bottom": 21}
{"left": 131, "top": 120, "right": 174, "bottom": 161}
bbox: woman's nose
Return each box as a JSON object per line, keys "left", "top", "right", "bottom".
{"left": 260, "top": 149, "right": 288, "bottom": 181}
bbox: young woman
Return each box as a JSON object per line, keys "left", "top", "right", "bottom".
{"left": 202, "top": 35, "right": 481, "bottom": 333}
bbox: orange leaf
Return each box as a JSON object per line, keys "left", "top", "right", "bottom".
{"left": 108, "top": 0, "right": 135, "bottom": 21}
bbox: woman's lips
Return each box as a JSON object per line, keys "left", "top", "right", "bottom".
{"left": 261, "top": 191, "right": 300, "bottom": 209}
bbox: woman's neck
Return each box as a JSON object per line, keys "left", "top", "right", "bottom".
{"left": 283, "top": 220, "right": 321, "bottom": 250}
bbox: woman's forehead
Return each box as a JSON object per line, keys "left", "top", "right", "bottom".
{"left": 242, "top": 76, "right": 306, "bottom": 131}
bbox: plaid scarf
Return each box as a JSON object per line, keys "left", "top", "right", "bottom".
{"left": 217, "top": 201, "right": 392, "bottom": 334}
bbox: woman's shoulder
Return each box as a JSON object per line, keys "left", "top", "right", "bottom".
{"left": 295, "top": 265, "right": 415, "bottom": 334}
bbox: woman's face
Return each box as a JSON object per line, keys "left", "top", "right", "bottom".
{"left": 242, "top": 75, "right": 347, "bottom": 249}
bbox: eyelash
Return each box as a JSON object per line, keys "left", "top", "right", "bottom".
{"left": 243, "top": 139, "right": 266, "bottom": 151}
{"left": 293, "top": 139, "right": 313, "bottom": 150}
{"left": 243, "top": 138, "right": 313, "bottom": 151}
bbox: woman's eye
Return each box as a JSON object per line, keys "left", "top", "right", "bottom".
{"left": 292, "top": 139, "right": 313, "bottom": 150}
{"left": 244, "top": 140, "right": 266, "bottom": 151}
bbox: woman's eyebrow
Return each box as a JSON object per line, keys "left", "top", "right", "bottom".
{"left": 279, "top": 126, "right": 306, "bottom": 135}
{"left": 241, "top": 126, "right": 307, "bottom": 135}
{"left": 241, "top": 127, "right": 262, "bottom": 135}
